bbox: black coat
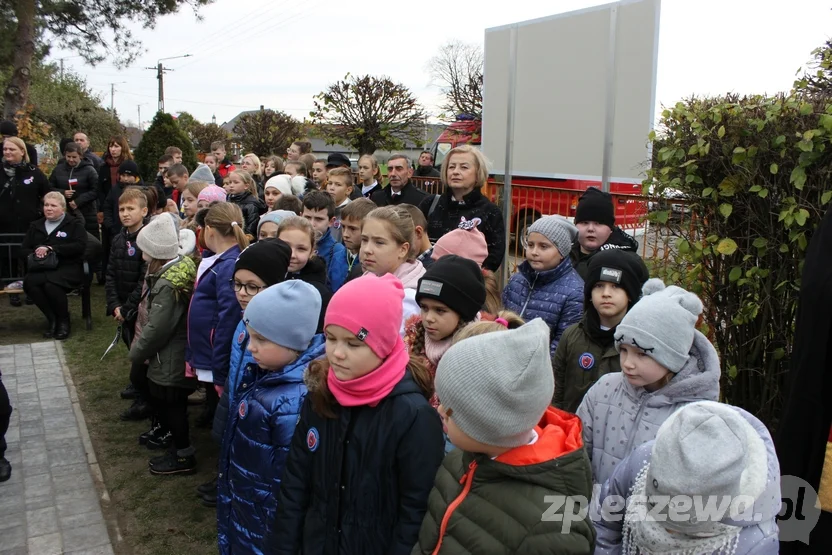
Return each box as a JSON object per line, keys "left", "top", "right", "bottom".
{"left": 419, "top": 187, "right": 506, "bottom": 272}
{"left": 777, "top": 206, "right": 832, "bottom": 554}
{"left": 97, "top": 155, "right": 124, "bottom": 208}
{"left": 273, "top": 369, "right": 445, "bottom": 555}
{"left": 370, "top": 180, "right": 427, "bottom": 208}
{"left": 228, "top": 191, "right": 267, "bottom": 237}
{"left": 102, "top": 179, "right": 148, "bottom": 236}
{"left": 105, "top": 225, "right": 147, "bottom": 318}
{"left": 287, "top": 256, "right": 332, "bottom": 333}
{"left": 414, "top": 166, "right": 441, "bottom": 178}
{"left": 83, "top": 149, "right": 103, "bottom": 172}
{"left": 49, "top": 158, "right": 100, "bottom": 233}
{"left": 0, "top": 163, "right": 50, "bottom": 234}
{"left": 568, "top": 226, "right": 639, "bottom": 280}
{"left": 21, "top": 213, "right": 88, "bottom": 289}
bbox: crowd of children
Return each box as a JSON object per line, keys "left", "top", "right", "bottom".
{"left": 88, "top": 143, "right": 780, "bottom": 554}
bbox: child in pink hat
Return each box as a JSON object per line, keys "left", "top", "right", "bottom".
{"left": 197, "top": 185, "right": 227, "bottom": 209}
{"left": 274, "top": 273, "right": 444, "bottom": 555}
{"left": 431, "top": 218, "right": 489, "bottom": 267}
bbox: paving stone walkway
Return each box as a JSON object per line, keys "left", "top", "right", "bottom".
{"left": 0, "top": 342, "right": 113, "bottom": 555}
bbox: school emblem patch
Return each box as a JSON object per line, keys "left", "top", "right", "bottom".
{"left": 238, "top": 401, "right": 247, "bottom": 419}
{"left": 127, "top": 247, "right": 136, "bottom": 257}
{"left": 579, "top": 352, "right": 595, "bottom": 370}
{"left": 306, "top": 427, "right": 320, "bottom": 452}
{"left": 237, "top": 331, "right": 246, "bottom": 344}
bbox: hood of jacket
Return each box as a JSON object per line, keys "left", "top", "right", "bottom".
{"left": 151, "top": 255, "right": 196, "bottom": 297}
{"left": 57, "top": 157, "right": 94, "bottom": 172}
{"left": 623, "top": 330, "right": 721, "bottom": 407}
{"left": 517, "top": 256, "right": 578, "bottom": 287}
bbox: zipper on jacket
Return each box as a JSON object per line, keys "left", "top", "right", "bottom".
{"left": 520, "top": 273, "right": 538, "bottom": 319}
{"left": 623, "top": 395, "right": 650, "bottom": 455}
{"left": 431, "top": 460, "right": 478, "bottom": 555}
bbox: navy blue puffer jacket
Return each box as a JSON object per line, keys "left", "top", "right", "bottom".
{"left": 502, "top": 258, "right": 584, "bottom": 354}
{"left": 217, "top": 334, "right": 326, "bottom": 555}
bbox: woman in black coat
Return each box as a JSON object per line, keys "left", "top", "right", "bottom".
{"left": 20, "top": 192, "right": 88, "bottom": 340}
{"left": 49, "top": 141, "right": 100, "bottom": 236}
{"left": 0, "top": 136, "right": 49, "bottom": 235}
{"left": 418, "top": 145, "right": 505, "bottom": 272}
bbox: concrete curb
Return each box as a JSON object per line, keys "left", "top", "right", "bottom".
{"left": 55, "top": 340, "right": 124, "bottom": 546}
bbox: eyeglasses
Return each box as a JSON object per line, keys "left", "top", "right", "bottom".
{"left": 230, "top": 279, "right": 265, "bottom": 296}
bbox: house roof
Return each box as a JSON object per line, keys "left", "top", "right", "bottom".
{"left": 221, "top": 110, "right": 259, "bottom": 134}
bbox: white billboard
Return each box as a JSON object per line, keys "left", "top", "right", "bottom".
{"left": 482, "top": 0, "right": 661, "bottom": 184}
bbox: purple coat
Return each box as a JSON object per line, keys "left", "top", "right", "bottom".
{"left": 187, "top": 245, "right": 242, "bottom": 386}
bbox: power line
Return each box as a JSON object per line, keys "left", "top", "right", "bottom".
{"left": 175, "top": 0, "right": 319, "bottom": 70}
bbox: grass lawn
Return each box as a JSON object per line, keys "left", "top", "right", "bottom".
{"left": 0, "top": 286, "right": 219, "bottom": 554}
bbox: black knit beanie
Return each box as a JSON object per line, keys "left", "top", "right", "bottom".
{"left": 416, "top": 255, "right": 485, "bottom": 322}
{"left": 575, "top": 187, "right": 615, "bottom": 228}
{"left": 118, "top": 160, "right": 140, "bottom": 176}
{"left": 234, "top": 238, "right": 292, "bottom": 287}
{"left": 584, "top": 249, "right": 649, "bottom": 308}
{"left": 0, "top": 121, "right": 18, "bottom": 136}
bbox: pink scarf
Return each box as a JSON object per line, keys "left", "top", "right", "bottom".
{"left": 327, "top": 338, "right": 409, "bottom": 407}
{"left": 424, "top": 334, "right": 453, "bottom": 367}
{"left": 392, "top": 260, "right": 425, "bottom": 289}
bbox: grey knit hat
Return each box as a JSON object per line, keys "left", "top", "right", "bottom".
{"left": 645, "top": 401, "right": 768, "bottom": 533}
{"left": 188, "top": 163, "right": 215, "bottom": 185}
{"left": 137, "top": 213, "right": 181, "bottom": 260}
{"left": 243, "top": 280, "right": 321, "bottom": 351}
{"left": 527, "top": 215, "right": 578, "bottom": 258}
{"left": 435, "top": 318, "right": 554, "bottom": 448}
{"left": 615, "top": 278, "right": 703, "bottom": 373}
{"left": 257, "top": 210, "right": 297, "bottom": 237}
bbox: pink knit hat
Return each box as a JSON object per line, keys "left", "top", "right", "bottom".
{"left": 324, "top": 273, "right": 404, "bottom": 359}
{"left": 198, "top": 185, "right": 227, "bottom": 204}
{"left": 431, "top": 217, "right": 488, "bottom": 266}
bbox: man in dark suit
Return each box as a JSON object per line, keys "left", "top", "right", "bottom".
{"left": 370, "top": 154, "right": 427, "bottom": 207}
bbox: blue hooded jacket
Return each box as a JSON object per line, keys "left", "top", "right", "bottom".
{"left": 315, "top": 228, "right": 348, "bottom": 293}
{"left": 187, "top": 245, "right": 242, "bottom": 386}
{"left": 502, "top": 258, "right": 584, "bottom": 354}
{"left": 216, "top": 334, "right": 326, "bottom": 555}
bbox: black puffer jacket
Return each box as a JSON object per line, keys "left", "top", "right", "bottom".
{"left": 419, "top": 187, "right": 505, "bottom": 272}
{"left": 105, "top": 225, "right": 147, "bottom": 319}
{"left": 0, "top": 163, "right": 50, "bottom": 234}
{"left": 273, "top": 367, "right": 445, "bottom": 555}
{"left": 287, "top": 256, "right": 332, "bottom": 333}
{"left": 227, "top": 191, "right": 266, "bottom": 237}
{"left": 102, "top": 179, "right": 147, "bottom": 236}
{"left": 49, "top": 158, "right": 100, "bottom": 233}
{"left": 569, "top": 227, "right": 639, "bottom": 280}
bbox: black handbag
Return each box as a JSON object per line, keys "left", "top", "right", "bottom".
{"left": 27, "top": 249, "right": 58, "bottom": 271}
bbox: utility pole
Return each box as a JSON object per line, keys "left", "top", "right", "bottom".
{"left": 145, "top": 55, "right": 192, "bottom": 113}
{"left": 110, "top": 82, "right": 126, "bottom": 112}
{"left": 138, "top": 105, "right": 142, "bottom": 131}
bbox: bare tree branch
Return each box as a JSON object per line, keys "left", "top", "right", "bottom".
{"left": 427, "top": 40, "right": 483, "bottom": 119}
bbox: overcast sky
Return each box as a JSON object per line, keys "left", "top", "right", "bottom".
{"left": 49, "top": 0, "right": 832, "bottom": 131}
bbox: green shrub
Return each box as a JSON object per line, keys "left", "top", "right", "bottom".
{"left": 133, "top": 112, "right": 197, "bottom": 181}
{"left": 645, "top": 92, "right": 832, "bottom": 429}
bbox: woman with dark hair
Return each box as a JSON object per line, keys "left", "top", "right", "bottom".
{"left": 98, "top": 136, "right": 133, "bottom": 278}
{"left": 20, "top": 192, "right": 87, "bottom": 340}
{"left": 49, "top": 142, "right": 100, "bottom": 237}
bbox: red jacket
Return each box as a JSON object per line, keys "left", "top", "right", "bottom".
{"left": 218, "top": 160, "right": 236, "bottom": 178}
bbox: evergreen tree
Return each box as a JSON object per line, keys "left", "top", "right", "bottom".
{"left": 133, "top": 112, "right": 197, "bottom": 181}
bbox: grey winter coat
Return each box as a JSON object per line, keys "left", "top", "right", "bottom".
{"left": 576, "top": 330, "right": 720, "bottom": 486}
{"left": 592, "top": 405, "right": 781, "bottom": 555}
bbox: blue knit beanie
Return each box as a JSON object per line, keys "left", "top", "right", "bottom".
{"left": 243, "top": 280, "right": 321, "bottom": 351}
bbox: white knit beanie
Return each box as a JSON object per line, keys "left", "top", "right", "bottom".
{"left": 265, "top": 175, "right": 293, "bottom": 197}
{"left": 137, "top": 213, "right": 187, "bottom": 260}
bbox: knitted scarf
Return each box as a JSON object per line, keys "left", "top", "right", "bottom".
{"left": 392, "top": 260, "right": 425, "bottom": 289}
{"left": 622, "top": 463, "right": 741, "bottom": 555}
{"left": 327, "top": 338, "right": 408, "bottom": 407}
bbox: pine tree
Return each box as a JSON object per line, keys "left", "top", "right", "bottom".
{"left": 133, "top": 112, "right": 198, "bottom": 181}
